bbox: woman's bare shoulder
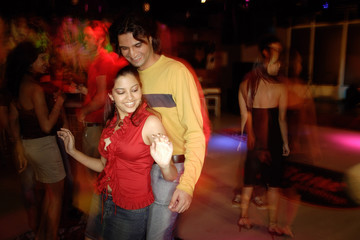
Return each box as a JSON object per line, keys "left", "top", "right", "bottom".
{"left": 28, "top": 82, "right": 45, "bottom": 104}
{"left": 142, "top": 114, "right": 166, "bottom": 144}
{"left": 23, "top": 81, "right": 43, "bottom": 94}
{"left": 268, "top": 81, "right": 286, "bottom": 91}
{"left": 144, "top": 115, "right": 165, "bottom": 133}
{"left": 145, "top": 114, "right": 161, "bottom": 124}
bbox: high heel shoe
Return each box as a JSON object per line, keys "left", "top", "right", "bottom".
{"left": 238, "top": 217, "right": 252, "bottom": 232}
{"left": 268, "top": 223, "right": 283, "bottom": 236}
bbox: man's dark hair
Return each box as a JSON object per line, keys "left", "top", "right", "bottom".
{"left": 87, "top": 20, "right": 108, "bottom": 47}
{"left": 115, "top": 12, "right": 161, "bottom": 54}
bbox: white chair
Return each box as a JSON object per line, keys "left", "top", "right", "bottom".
{"left": 203, "top": 87, "right": 221, "bottom": 117}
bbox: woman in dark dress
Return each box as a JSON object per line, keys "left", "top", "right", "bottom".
{"left": 237, "top": 36, "right": 290, "bottom": 235}
{"left": 6, "top": 41, "right": 66, "bottom": 240}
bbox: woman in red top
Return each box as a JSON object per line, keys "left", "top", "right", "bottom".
{"left": 58, "top": 65, "right": 178, "bottom": 240}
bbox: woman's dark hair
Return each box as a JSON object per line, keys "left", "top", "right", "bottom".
{"left": 258, "top": 34, "right": 281, "bottom": 58}
{"left": 242, "top": 35, "right": 283, "bottom": 109}
{"left": 115, "top": 12, "right": 160, "bottom": 54}
{"left": 104, "top": 65, "right": 149, "bottom": 127}
{"left": 5, "top": 41, "right": 41, "bottom": 99}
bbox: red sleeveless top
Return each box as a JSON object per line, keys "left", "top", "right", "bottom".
{"left": 96, "top": 104, "right": 154, "bottom": 209}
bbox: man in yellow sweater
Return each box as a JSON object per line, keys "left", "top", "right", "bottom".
{"left": 115, "top": 13, "right": 207, "bottom": 239}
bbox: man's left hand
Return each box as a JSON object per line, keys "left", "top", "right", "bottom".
{"left": 168, "top": 189, "right": 192, "bottom": 213}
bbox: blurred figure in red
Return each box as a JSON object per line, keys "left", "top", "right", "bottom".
{"left": 77, "top": 20, "right": 127, "bottom": 160}
{"left": 75, "top": 20, "right": 128, "bottom": 235}
{"left": 284, "top": 48, "right": 321, "bottom": 163}
{"left": 279, "top": 48, "right": 322, "bottom": 238}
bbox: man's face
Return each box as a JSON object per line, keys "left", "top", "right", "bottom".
{"left": 118, "top": 32, "right": 153, "bottom": 70}
{"left": 84, "top": 26, "right": 98, "bottom": 51}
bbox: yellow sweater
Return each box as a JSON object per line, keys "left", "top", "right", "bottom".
{"left": 139, "top": 55, "right": 206, "bottom": 196}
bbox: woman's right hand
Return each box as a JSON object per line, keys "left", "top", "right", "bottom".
{"left": 14, "top": 140, "right": 28, "bottom": 173}
{"left": 150, "top": 133, "right": 173, "bottom": 169}
{"left": 282, "top": 143, "right": 290, "bottom": 156}
{"left": 57, "top": 128, "right": 76, "bottom": 155}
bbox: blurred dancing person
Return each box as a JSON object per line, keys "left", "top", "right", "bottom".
{"left": 285, "top": 48, "right": 321, "bottom": 163}
{"left": 6, "top": 41, "right": 66, "bottom": 240}
{"left": 237, "top": 35, "right": 290, "bottom": 235}
{"left": 75, "top": 20, "right": 127, "bottom": 216}
{"left": 78, "top": 20, "right": 127, "bottom": 159}
{"left": 279, "top": 48, "right": 322, "bottom": 238}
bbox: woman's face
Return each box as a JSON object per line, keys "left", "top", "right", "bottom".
{"left": 109, "top": 73, "right": 142, "bottom": 119}
{"left": 31, "top": 53, "right": 49, "bottom": 75}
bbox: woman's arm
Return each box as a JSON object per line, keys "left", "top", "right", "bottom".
{"left": 8, "top": 102, "right": 28, "bottom": 172}
{"left": 278, "top": 84, "right": 290, "bottom": 156}
{"left": 143, "top": 115, "right": 178, "bottom": 181}
{"left": 33, "top": 85, "right": 65, "bottom": 133}
{"left": 238, "top": 84, "right": 248, "bottom": 135}
{"left": 238, "top": 81, "right": 255, "bottom": 149}
{"left": 57, "top": 128, "right": 106, "bottom": 172}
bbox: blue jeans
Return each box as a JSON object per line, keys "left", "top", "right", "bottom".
{"left": 85, "top": 193, "right": 149, "bottom": 240}
{"left": 147, "top": 163, "right": 184, "bottom": 240}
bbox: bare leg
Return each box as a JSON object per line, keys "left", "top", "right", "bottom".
{"left": 37, "top": 179, "right": 64, "bottom": 240}
{"left": 240, "top": 186, "right": 253, "bottom": 218}
{"left": 267, "top": 187, "right": 282, "bottom": 235}
{"left": 232, "top": 164, "right": 244, "bottom": 207}
{"left": 238, "top": 186, "right": 253, "bottom": 230}
{"left": 282, "top": 187, "right": 299, "bottom": 237}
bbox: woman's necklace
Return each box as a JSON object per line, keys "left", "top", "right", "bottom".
{"left": 118, "top": 119, "right": 124, "bottom": 127}
{"left": 113, "top": 119, "right": 124, "bottom": 132}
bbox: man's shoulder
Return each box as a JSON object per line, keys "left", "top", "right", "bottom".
{"left": 160, "top": 55, "right": 187, "bottom": 70}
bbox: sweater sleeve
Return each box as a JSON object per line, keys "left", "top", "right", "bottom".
{"left": 171, "top": 65, "right": 206, "bottom": 196}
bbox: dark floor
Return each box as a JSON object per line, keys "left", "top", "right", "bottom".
{"left": 1, "top": 100, "right": 360, "bottom": 240}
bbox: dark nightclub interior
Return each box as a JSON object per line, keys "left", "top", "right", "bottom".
{"left": 1, "top": 0, "right": 360, "bottom": 240}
